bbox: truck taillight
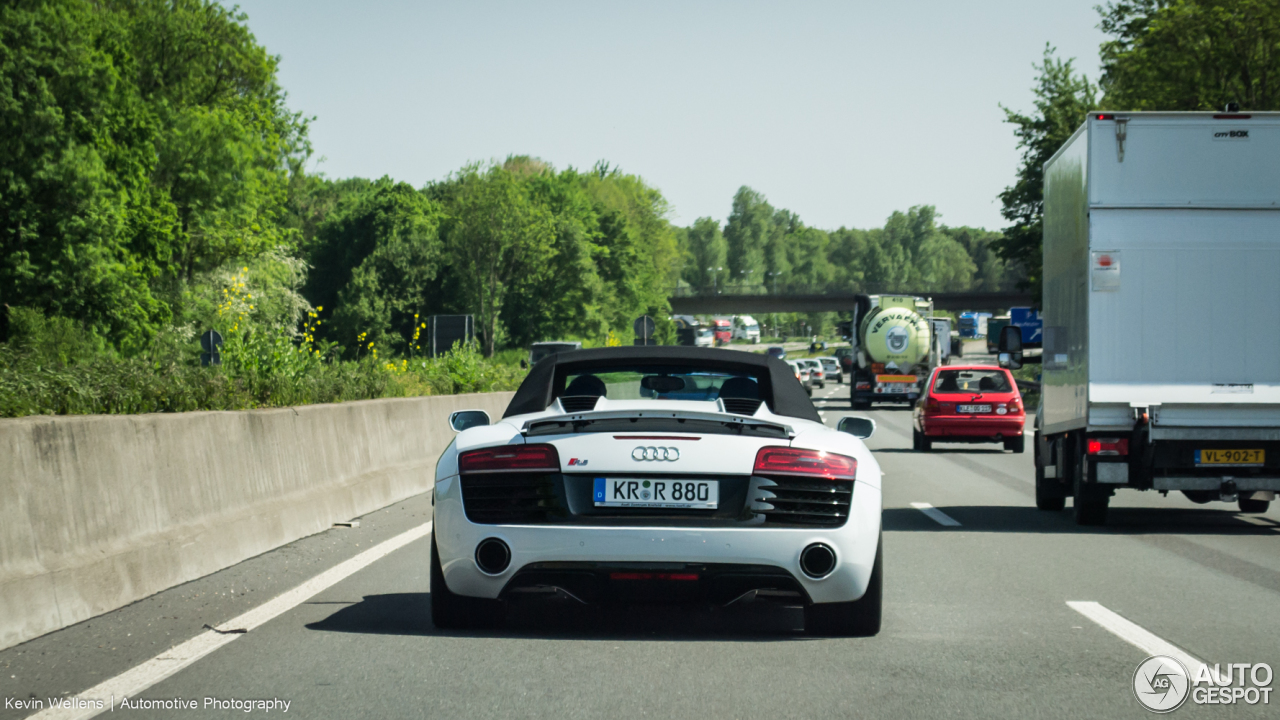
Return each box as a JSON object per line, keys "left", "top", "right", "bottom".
{"left": 754, "top": 447, "right": 857, "bottom": 481}
{"left": 1087, "top": 438, "right": 1129, "bottom": 456}
{"left": 458, "top": 444, "right": 560, "bottom": 473}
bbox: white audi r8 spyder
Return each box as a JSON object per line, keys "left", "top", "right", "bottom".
{"left": 431, "top": 346, "right": 883, "bottom": 636}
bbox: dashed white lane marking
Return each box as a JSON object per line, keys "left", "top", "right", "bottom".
{"left": 910, "top": 502, "right": 962, "bottom": 527}
{"left": 29, "top": 521, "right": 435, "bottom": 720}
{"left": 1067, "top": 601, "right": 1205, "bottom": 673}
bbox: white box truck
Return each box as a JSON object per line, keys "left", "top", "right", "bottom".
{"left": 1004, "top": 111, "right": 1280, "bottom": 525}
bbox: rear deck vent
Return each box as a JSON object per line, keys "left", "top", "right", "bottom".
{"left": 722, "top": 398, "right": 762, "bottom": 416}
{"left": 559, "top": 396, "right": 599, "bottom": 412}
{"left": 460, "top": 473, "right": 562, "bottom": 524}
{"left": 751, "top": 478, "right": 853, "bottom": 527}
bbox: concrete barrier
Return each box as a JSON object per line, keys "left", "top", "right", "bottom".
{"left": 0, "top": 392, "right": 514, "bottom": 651}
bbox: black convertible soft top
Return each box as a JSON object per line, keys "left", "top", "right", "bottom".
{"left": 502, "top": 346, "right": 820, "bottom": 422}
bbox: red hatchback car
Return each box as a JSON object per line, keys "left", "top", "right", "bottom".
{"left": 913, "top": 365, "right": 1026, "bottom": 453}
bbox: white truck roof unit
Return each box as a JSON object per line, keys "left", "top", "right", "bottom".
{"left": 1041, "top": 111, "right": 1280, "bottom": 435}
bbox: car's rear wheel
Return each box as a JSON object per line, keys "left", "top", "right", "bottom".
{"left": 918, "top": 432, "right": 932, "bottom": 452}
{"left": 431, "top": 535, "right": 505, "bottom": 630}
{"left": 804, "top": 537, "right": 882, "bottom": 637}
{"left": 1239, "top": 496, "right": 1271, "bottom": 514}
{"left": 1005, "top": 435, "right": 1025, "bottom": 453}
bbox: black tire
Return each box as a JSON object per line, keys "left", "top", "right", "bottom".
{"left": 1005, "top": 435, "right": 1025, "bottom": 454}
{"left": 1035, "top": 463, "right": 1065, "bottom": 511}
{"left": 804, "top": 537, "right": 882, "bottom": 637}
{"left": 919, "top": 435, "right": 932, "bottom": 452}
{"left": 1072, "top": 453, "right": 1109, "bottom": 526}
{"left": 912, "top": 429, "right": 922, "bottom": 451}
{"left": 1239, "top": 497, "right": 1271, "bottom": 514}
{"left": 431, "top": 535, "right": 505, "bottom": 630}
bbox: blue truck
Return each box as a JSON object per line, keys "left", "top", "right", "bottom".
{"left": 957, "top": 312, "right": 992, "bottom": 339}
{"left": 1009, "top": 307, "right": 1042, "bottom": 348}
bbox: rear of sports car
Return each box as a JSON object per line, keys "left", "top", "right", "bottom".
{"left": 429, "top": 348, "right": 883, "bottom": 636}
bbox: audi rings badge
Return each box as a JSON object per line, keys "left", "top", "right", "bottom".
{"left": 632, "top": 446, "right": 680, "bottom": 462}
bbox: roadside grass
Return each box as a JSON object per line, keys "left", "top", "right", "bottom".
{"left": 0, "top": 311, "right": 525, "bottom": 418}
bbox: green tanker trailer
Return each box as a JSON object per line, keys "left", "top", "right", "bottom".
{"left": 850, "top": 295, "right": 935, "bottom": 409}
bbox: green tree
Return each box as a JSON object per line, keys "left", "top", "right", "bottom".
{"left": 436, "top": 164, "right": 554, "bottom": 357}
{"left": 722, "top": 187, "right": 770, "bottom": 287}
{"left": 995, "top": 46, "right": 1097, "bottom": 301}
{"left": 1099, "top": 0, "right": 1280, "bottom": 111}
{"left": 304, "top": 179, "right": 444, "bottom": 354}
{"left": 680, "top": 217, "right": 727, "bottom": 290}
{"left": 0, "top": 0, "right": 172, "bottom": 349}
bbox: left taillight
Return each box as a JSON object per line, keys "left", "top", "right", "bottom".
{"left": 754, "top": 447, "right": 857, "bottom": 481}
{"left": 458, "top": 444, "right": 560, "bottom": 473}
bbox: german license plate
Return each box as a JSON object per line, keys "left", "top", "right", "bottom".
{"left": 593, "top": 478, "right": 719, "bottom": 509}
{"left": 957, "top": 404, "right": 992, "bottom": 413}
{"left": 1195, "top": 449, "right": 1264, "bottom": 467}
{"left": 878, "top": 383, "right": 910, "bottom": 394}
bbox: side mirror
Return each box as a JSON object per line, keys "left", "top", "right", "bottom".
{"left": 837, "top": 416, "right": 876, "bottom": 439}
{"left": 449, "top": 410, "right": 491, "bottom": 432}
{"left": 997, "top": 326, "right": 1023, "bottom": 370}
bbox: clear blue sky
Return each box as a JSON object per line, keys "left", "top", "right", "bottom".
{"left": 227, "top": 0, "right": 1106, "bottom": 231}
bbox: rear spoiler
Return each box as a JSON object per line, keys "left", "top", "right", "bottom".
{"left": 522, "top": 409, "right": 796, "bottom": 439}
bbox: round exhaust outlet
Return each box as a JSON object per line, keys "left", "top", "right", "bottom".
{"left": 799, "top": 543, "right": 837, "bottom": 579}
{"left": 474, "top": 538, "right": 511, "bottom": 575}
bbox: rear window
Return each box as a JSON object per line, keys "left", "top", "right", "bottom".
{"left": 932, "top": 369, "right": 1012, "bottom": 393}
{"left": 559, "top": 365, "right": 762, "bottom": 403}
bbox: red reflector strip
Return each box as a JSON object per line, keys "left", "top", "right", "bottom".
{"left": 1087, "top": 438, "right": 1129, "bottom": 456}
{"left": 458, "top": 444, "right": 560, "bottom": 473}
{"left": 609, "top": 573, "right": 699, "bottom": 581}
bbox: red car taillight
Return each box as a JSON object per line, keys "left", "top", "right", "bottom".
{"left": 925, "top": 397, "right": 941, "bottom": 414}
{"left": 1086, "top": 438, "right": 1129, "bottom": 456}
{"left": 753, "top": 447, "right": 857, "bottom": 481}
{"left": 458, "top": 444, "right": 560, "bottom": 473}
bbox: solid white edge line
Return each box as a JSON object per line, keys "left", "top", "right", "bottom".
{"left": 1067, "top": 601, "right": 1205, "bottom": 673}
{"left": 28, "top": 520, "right": 434, "bottom": 720}
{"left": 909, "top": 502, "right": 961, "bottom": 527}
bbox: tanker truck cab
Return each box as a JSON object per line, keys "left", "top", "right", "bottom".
{"left": 850, "top": 295, "right": 934, "bottom": 410}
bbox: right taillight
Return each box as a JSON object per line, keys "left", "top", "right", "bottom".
{"left": 754, "top": 447, "right": 857, "bottom": 481}
{"left": 458, "top": 444, "right": 560, "bottom": 473}
{"left": 1087, "top": 438, "right": 1129, "bottom": 456}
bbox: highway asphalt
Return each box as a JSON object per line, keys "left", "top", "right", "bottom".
{"left": 3, "top": 383, "right": 1279, "bottom": 719}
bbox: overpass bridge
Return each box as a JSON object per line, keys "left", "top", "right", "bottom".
{"left": 668, "top": 289, "right": 1033, "bottom": 315}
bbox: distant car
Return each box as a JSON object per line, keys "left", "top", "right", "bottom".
{"left": 800, "top": 359, "right": 825, "bottom": 388}
{"left": 433, "top": 346, "right": 884, "bottom": 636}
{"left": 912, "top": 366, "right": 1025, "bottom": 453}
{"left": 787, "top": 360, "right": 813, "bottom": 396}
{"left": 817, "top": 357, "right": 842, "bottom": 384}
{"left": 528, "top": 341, "right": 582, "bottom": 367}
{"left": 766, "top": 346, "right": 787, "bottom": 360}
{"left": 834, "top": 347, "right": 854, "bottom": 376}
